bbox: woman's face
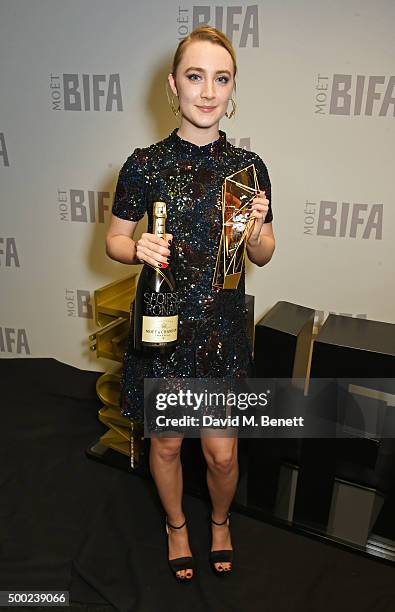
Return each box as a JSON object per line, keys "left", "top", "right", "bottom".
{"left": 168, "top": 40, "right": 234, "bottom": 128}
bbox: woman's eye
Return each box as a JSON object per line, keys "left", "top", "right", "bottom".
{"left": 186, "top": 74, "right": 229, "bottom": 83}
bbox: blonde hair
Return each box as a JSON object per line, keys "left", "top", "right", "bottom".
{"left": 171, "top": 26, "right": 237, "bottom": 87}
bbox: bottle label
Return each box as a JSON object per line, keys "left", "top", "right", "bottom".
{"left": 142, "top": 315, "right": 178, "bottom": 343}
{"left": 143, "top": 292, "right": 179, "bottom": 315}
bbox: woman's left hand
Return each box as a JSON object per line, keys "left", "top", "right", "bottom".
{"left": 247, "top": 190, "right": 270, "bottom": 245}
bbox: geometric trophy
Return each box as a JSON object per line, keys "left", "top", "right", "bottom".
{"left": 212, "top": 164, "right": 260, "bottom": 289}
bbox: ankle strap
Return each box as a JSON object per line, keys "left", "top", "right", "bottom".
{"left": 211, "top": 511, "right": 230, "bottom": 525}
{"left": 166, "top": 517, "right": 186, "bottom": 530}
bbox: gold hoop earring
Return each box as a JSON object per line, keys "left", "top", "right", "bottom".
{"left": 165, "top": 82, "right": 180, "bottom": 117}
{"left": 225, "top": 97, "right": 236, "bottom": 119}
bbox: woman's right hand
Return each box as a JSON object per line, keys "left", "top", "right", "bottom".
{"left": 135, "top": 232, "right": 173, "bottom": 268}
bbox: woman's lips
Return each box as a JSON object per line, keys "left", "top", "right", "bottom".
{"left": 197, "top": 106, "right": 216, "bottom": 112}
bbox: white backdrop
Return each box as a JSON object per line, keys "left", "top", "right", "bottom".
{"left": 1, "top": 0, "right": 394, "bottom": 370}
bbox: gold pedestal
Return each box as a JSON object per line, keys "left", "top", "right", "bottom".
{"left": 89, "top": 273, "right": 144, "bottom": 468}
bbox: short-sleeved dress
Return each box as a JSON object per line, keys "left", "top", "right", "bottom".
{"left": 111, "top": 128, "right": 273, "bottom": 432}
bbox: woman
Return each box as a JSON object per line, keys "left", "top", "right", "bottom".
{"left": 106, "top": 26, "right": 275, "bottom": 582}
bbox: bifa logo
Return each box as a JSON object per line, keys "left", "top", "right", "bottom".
{"left": 0, "top": 238, "right": 20, "bottom": 267}
{"left": 50, "top": 73, "right": 123, "bottom": 111}
{"left": 177, "top": 5, "right": 259, "bottom": 47}
{"left": 314, "top": 311, "right": 367, "bottom": 329}
{"left": 0, "top": 327, "right": 30, "bottom": 354}
{"left": 304, "top": 201, "right": 383, "bottom": 239}
{"left": 0, "top": 133, "right": 10, "bottom": 166}
{"left": 315, "top": 74, "right": 395, "bottom": 117}
{"left": 65, "top": 290, "right": 93, "bottom": 319}
{"left": 57, "top": 189, "right": 112, "bottom": 222}
{"left": 227, "top": 136, "right": 251, "bottom": 150}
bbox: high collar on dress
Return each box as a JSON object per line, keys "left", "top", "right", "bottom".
{"left": 169, "top": 127, "right": 228, "bottom": 158}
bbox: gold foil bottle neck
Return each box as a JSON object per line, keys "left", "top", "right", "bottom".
{"left": 153, "top": 201, "right": 167, "bottom": 218}
{"left": 153, "top": 201, "right": 167, "bottom": 239}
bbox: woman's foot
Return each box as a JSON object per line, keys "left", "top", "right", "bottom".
{"left": 167, "top": 515, "right": 194, "bottom": 580}
{"left": 210, "top": 511, "right": 233, "bottom": 573}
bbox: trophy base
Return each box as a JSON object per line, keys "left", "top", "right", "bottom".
{"left": 223, "top": 272, "right": 242, "bottom": 289}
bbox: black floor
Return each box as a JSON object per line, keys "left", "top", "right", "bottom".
{"left": 1, "top": 357, "right": 395, "bottom": 612}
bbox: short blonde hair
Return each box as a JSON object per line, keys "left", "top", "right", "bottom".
{"left": 171, "top": 26, "right": 237, "bottom": 84}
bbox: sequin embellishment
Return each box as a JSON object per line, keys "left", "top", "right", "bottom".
{"left": 112, "top": 127, "right": 273, "bottom": 432}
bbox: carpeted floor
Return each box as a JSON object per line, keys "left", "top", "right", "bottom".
{"left": 1, "top": 357, "right": 395, "bottom": 612}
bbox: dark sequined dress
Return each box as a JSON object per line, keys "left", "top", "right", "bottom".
{"left": 111, "top": 128, "right": 273, "bottom": 432}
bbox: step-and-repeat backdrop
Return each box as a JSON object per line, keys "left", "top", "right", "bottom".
{"left": 1, "top": 0, "right": 394, "bottom": 371}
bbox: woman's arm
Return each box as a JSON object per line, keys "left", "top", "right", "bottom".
{"left": 106, "top": 214, "right": 141, "bottom": 265}
{"left": 245, "top": 188, "right": 276, "bottom": 267}
{"left": 246, "top": 221, "right": 275, "bottom": 267}
{"left": 106, "top": 214, "right": 172, "bottom": 267}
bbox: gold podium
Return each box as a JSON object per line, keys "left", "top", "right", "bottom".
{"left": 89, "top": 273, "right": 144, "bottom": 468}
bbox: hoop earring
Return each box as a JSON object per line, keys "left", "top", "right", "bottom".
{"left": 165, "top": 82, "right": 180, "bottom": 117}
{"left": 225, "top": 97, "right": 236, "bottom": 119}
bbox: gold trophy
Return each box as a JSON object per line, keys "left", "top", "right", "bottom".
{"left": 212, "top": 163, "right": 260, "bottom": 290}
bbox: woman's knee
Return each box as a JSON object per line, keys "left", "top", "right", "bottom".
{"left": 204, "top": 445, "right": 237, "bottom": 472}
{"left": 150, "top": 437, "right": 183, "bottom": 462}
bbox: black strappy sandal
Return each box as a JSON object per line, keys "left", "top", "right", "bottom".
{"left": 209, "top": 511, "right": 233, "bottom": 576}
{"left": 165, "top": 516, "right": 195, "bottom": 583}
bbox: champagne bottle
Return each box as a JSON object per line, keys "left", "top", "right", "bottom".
{"left": 133, "top": 201, "right": 179, "bottom": 355}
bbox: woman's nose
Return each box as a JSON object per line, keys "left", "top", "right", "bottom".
{"left": 201, "top": 81, "right": 215, "bottom": 99}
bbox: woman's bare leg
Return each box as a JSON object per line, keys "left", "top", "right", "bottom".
{"left": 200, "top": 435, "right": 238, "bottom": 572}
{"left": 149, "top": 435, "right": 193, "bottom": 579}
